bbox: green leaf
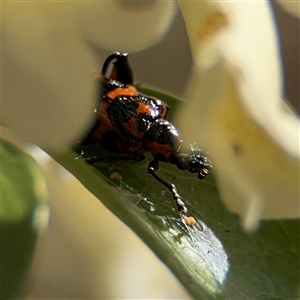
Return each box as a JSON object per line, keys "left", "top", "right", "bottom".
{"left": 0, "top": 139, "right": 49, "bottom": 299}
{"left": 48, "top": 86, "right": 300, "bottom": 299}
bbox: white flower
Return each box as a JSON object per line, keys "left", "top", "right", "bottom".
{"left": 2, "top": 1, "right": 177, "bottom": 147}
{"left": 178, "top": 1, "right": 300, "bottom": 231}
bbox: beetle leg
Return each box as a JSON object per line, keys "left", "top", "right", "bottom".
{"left": 84, "top": 153, "right": 145, "bottom": 165}
{"left": 147, "top": 159, "right": 188, "bottom": 216}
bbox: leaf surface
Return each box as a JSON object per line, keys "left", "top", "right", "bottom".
{"left": 0, "top": 139, "right": 49, "bottom": 299}
{"left": 48, "top": 87, "right": 300, "bottom": 299}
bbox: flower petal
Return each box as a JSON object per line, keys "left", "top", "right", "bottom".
{"left": 2, "top": 1, "right": 177, "bottom": 147}
{"left": 178, "top": 1, "right": 299, "bottom": 230}
{"left": 80, "top": 1, "right": 177, "bottom": 52}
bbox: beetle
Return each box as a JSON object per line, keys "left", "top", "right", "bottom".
{"left": 82, "top": 52, "right": 211, "bottom": 225}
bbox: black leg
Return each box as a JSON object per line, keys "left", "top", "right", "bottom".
{"left": 85, "top": 154, "right": 196, "bottom": 226}
{"left": 147, "top": 160, "right": 189, "bottom": 216}
{"left": 84, "top": 153, "right": 145, "bottom": 165}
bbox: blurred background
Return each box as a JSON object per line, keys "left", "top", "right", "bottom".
{"left": 24, "top": 2, "right": 298, "bottom": 299}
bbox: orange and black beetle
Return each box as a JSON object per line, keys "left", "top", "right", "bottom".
{"left": 83, "top": 52, "right": 211, "bottom": 225}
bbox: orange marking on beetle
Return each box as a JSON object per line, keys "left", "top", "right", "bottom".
{"left": 106, "top": 85, "right": 138, "bottom": 100}
{"left": 90, "top": 101, "right": 113, "bottom": 144}
{"left": 136, "top": 102, "right": 151, "bottom": 114}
